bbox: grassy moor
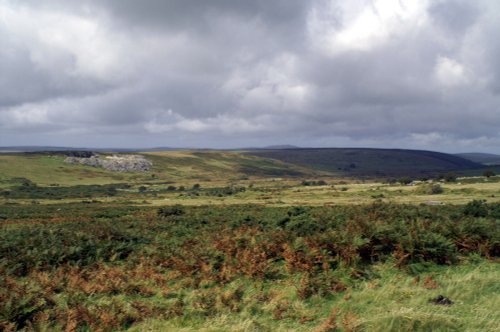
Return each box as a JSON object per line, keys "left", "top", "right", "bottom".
{"left": 0, "top": 149, "right": 498, "bottom": 331}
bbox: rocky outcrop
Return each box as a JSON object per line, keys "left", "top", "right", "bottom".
{"left": 64, "top": 154, "right": 152, "bottom": 172}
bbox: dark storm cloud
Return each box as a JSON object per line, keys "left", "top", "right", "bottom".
{"left": 1, "top": 0, "right": 500, "bottom": 152}
{"left": 89, "top": 0, "right": 308, "bottom": 29}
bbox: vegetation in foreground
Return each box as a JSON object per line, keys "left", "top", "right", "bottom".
{"left": 1, "top": 202, "right": 499, "bottom": 331}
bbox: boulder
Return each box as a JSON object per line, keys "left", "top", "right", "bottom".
{"left": 64, "top": 154, "right": 152, "bottom": 172}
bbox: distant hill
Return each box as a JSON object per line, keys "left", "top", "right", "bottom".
{"left": 0, "top": 146, "right": 81, "bottom": 153}
{"left": 0, "top": 146, "right": 187, "bottom": 153}
{"left": 0, "top": 146, "right": 486, "bottom": 179}
{"left": 246, "top": 148, "right": 482, "bottom": 177}
{"left": 261, "top": 145, "right": 300, "bottom": 149}
{"left": 0, "top": 146, "right": 143, "bottom": 153}
{"left": 238, "top": 144, "right": 300, "bottom": 150}
{"left": 455, "top": 153, "right": 500, "bottom": 165}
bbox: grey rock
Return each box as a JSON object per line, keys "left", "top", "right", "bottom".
{"left": 64, "top": 154, "right": 152, "bottom": 172}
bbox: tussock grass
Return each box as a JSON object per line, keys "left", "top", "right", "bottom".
{"left": 341, "top": 260, "right": 500, "bottom": 331}
{"left": 128, "top": 261, "right": 500, "bottom": 331}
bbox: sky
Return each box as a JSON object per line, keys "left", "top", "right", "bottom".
{"left": 1, "top": 0, "right": 499, "bottom": 152}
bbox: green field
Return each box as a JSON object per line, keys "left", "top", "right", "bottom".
{"left": 0, "top": 151, "right": 499, "bottom": 331}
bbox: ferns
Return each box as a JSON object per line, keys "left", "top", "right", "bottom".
{"left": 0, "top": 221, "right": 145, "bottom": 276}
{"left": 0, "top": 202, "right": 499, "bottom": 330}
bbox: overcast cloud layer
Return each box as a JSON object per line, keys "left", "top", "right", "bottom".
{"left": 1, "top": 0, "right": 499, "bottom": 152}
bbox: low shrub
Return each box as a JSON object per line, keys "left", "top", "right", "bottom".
{"left": 463, "top": 200, "right": 488, "bottom": 217}
{"left": 157, "top": 205, "right": 185, "bottom": 217}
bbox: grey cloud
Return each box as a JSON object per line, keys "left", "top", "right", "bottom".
{"left": 429, "top": 0, "right": 480, "bottom": 35}
{"left": 0, "top": 30, "right": 113, "bottom": 108}
{"left": 1, "top": 0, "right": 500, "bottom": 153}
{"left": 87, "top": 0, "right": 309, "bottom": 32}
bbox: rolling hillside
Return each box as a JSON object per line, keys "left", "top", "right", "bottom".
{"left": 0, "top": 148, "right": 486, "bottom": 187}
{"left": 246, "top": 148, "right": 482, "bottom": 177}
{"left": 0, "top": 151, "right": 314, "bottom": 187}
{"left": 143, "top": 151, "right": 313, "bottom": 179}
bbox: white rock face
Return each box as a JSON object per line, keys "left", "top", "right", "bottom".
{"left": 64, "top": 154, "right": 152, "bottom": 172}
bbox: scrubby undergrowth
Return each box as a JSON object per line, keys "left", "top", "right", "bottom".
{"left": 0, "top": 202, "right": 498, "bottom": 331}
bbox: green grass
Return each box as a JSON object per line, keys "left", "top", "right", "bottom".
{"left": 341, "top": 259, "right": 499, "bottom": 332}
{"left": 129, "top": 260, "right": 500, "bottom": 331}
{"left": 0, "top": 155, "right": 137, "bottom": 186}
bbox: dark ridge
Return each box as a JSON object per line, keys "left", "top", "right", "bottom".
{"left": 246, "top": 148, "right": 482, "bottom": 177}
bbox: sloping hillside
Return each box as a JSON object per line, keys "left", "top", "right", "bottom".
{"left": 0, "top": 151, "right": 314, "bottom": 187}
{"left": 456, "top": 153, "right": 500, "bottom": 165}
{"left": 246, "top": 148, "right": 482, "bottom": 177}
{"left": 143, "top": 151, "right": 313, "bottom": 179}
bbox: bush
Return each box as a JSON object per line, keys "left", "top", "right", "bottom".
{"left": 398, "top": 177, "right": 412, "bottom": 185}
{"left": 301, "top": 180, "right": 328, "bottom": 186}
{"left": 415, "top": 183, "right": 444, "bottom": 195}
{"left": 430, "top": 184, "right": 444, "bottom": 194}
{"left": 483, "top": 170, "right": 496, "bottom": 178}
{"left": 205, "top": 186, "right": 245, "bottom": 197}
{"left": 157, "top": 205, "right": 185, "bottom": 217}
{"left": 285, "top": 214, "right": 324, "bottom": 236}
{"left": 439, "top": 173, "right": 457, "bottom": 183}
{"left": 463, "top": 200, "right": 488, "bottom": 217}
{"left": 397, "top": 231, "right": 457, "bottom": 265}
